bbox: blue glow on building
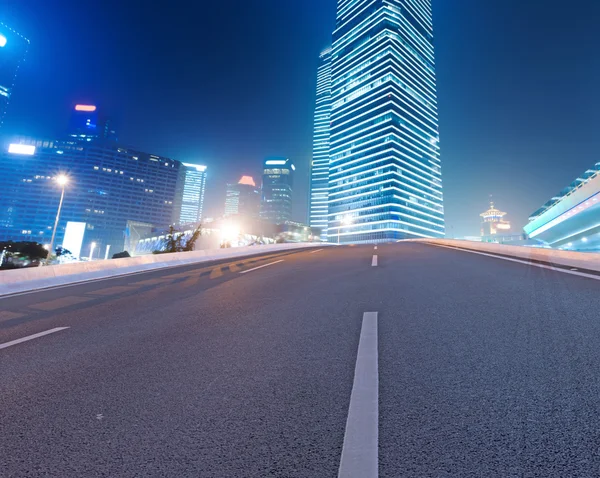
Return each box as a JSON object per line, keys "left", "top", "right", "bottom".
{"left": 328, "top": 0, "right": 444, "bottom": 243}
{"left": 309, "top": 47, "right": 332, "bottom": 240}
{"left": 0, "top": 22, "right": 29, "bottom": 128}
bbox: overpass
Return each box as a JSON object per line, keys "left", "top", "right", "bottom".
{"left": 1, "top": 240, "right": 600, "bottom": 476}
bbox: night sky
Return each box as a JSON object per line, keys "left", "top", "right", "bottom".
{"left": 2, "top": 0, "right": 599, "bottom": 236}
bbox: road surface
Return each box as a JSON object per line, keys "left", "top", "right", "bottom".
{"left": 1, "top": 242, "right": 600, "bottom": 477}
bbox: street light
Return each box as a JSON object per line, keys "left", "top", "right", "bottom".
{"left": 89, "top": 242, "right": 97, "bottom": 261}
{"left": 338, "top": 216, "right": 353, "bottom": 244}
{"left": 48, "top": 175, "right": 69, "bottom": 256}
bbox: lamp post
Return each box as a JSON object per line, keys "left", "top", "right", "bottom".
{"left": 89, "top": 242, "right": 97, "bottom": 261}
{"left": 48, "top": 175, "right": 68, "bottom": 256}
{"left": 337, "top": 216, "right": 353, "bottom": 244}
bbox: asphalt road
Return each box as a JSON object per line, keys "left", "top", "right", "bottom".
{"left": 1, "top": 242, "right": 600, "bottom": 477}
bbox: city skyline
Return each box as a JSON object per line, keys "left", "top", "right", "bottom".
{"left": 1, "top": 0, "right": 600, "bottom": 236}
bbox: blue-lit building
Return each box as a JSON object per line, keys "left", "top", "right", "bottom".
{"left": 260, "top": 157, "right": 295, "bottom": 224}
{"left": 327, "top": 0, "right": 444, "bottom": 243}
{"left": 0, "top": 137, "right": 186, "bottom": 255}
{"left": 309, "top": 47, "right": 332, "bottom": 240}
{"left": 177, "top": 162, "right": 207, "bottom": 225}
{"left": 0, "top": 22, "right": 29, "bottom": 128}
{"left": 68, "top": 104, "right": 117, "bottom": 143}
{"left": 524, "top": 162, "right": 600, "bottom": 250}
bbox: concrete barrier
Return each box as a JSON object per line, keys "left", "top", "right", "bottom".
{"left": 0, "top": 243, "right": 330, "bottom": 296}
{"left": 412, "top": 238, "right": 600, "bottom": 273}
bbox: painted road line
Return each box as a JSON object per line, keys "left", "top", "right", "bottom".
{"left": 372, "top": 255, "right": 378, "bottom": 267}
{"left": 309, "top": 249, "right": 324, "bottom": 254}
{"left": 0, "top": 327, "right": 70, "bottom": 351}
{"left": 374, "top": 246, "right": 377, "bottom": 250}
{"left": 338, "top": 312, "right": 378, "bottom": 478}
{"left": 239, "top": 260, "right": 284, "bottom": 274}
{"left": 429, "top": 243, "right": 600, "bottom": 282}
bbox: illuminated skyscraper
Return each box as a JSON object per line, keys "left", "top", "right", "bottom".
{"left": 0, "top": 22, "right": 29, "bottom": 128}
{"left": 225, "top": 176, "right": 260, "bottom": 217}
{"left": 309, "top": 47, "right": 332, "bottom": 240}
{"left": 260, "top": 157, "right": 294, "bottom": 224}
{"left": 177, "top": 163, "right": 207, "bottom": 224}
{"left": 328, "top": 0, "right": 444, "bottom": 243}
{"left": 480, "top": 201, "right": 511, "bottom": 239}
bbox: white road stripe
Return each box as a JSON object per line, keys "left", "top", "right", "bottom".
{"left": 372, "top": 255, "right": 378, "bottom": 267}
{"left": 429, "top": 243, "right": 600, "bottom": 281}
{"left": 374, "top": 246, "right": 378, "bottom": 250}
{"left": 0, "top": 327, "right": 70, "bottom": 350}
{"left": 338, "top": 312, "right": 378, "bottom": 478}
{"left": 309, "top": 249, "right": 324, "bottom": 254}
{"left": 239, "top": 260, "right": 284, "bottom": 274}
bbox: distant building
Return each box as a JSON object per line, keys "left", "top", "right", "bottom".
{"left": 524, "top": 161, "right": 600, "bottom": 250}
{"left": 260, "top": 157, "right": 294, "bottom": 224}
{"left": 68, "top": 104, "right": 117, "bottom": 142}
{"left": 177, "top": 163, "right": 207, "bottom": 225}
{"left": 309, "top": 47, "right": 332, "bottom": 240}
{"left": 480, "top": 201, "right": 511, "bottom": 240}
{"left": 0, "top": 22, "right": 30, "bottom": 128}
{"left": 225, "top": 176, "right": 260, "bottom": 217}
{"left": 0, "top": 136, "right": 184, "bottom": 255}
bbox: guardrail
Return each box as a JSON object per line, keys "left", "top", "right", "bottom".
{"left": 414, "top": 239, "right": 600, "bottom": 273}
{"left": 0, "top": 243, "right": 330, "bottom": 296}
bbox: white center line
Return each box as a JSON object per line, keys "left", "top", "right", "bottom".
{"left": 0, "top": 327, "right": 70, "bottom": 350}
{"left": 338, "top": 312, "right": 378, "bottom": 478}
{"left": 239, "top": 260, "right": 284, "bottom": 274}
{"left": 309, "top": 249, "right": 324, "bottom": 254}
{"left": 371, "top": 255, "right": 378, "bottom": 267}
{"left": 374, "top": 246, "right": 377, "bottom": 250}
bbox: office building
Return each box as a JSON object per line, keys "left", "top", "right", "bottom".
{"left": 0, "top": 137, "right": 184, "bottom": 255}
{"left": 309, "top": 47, "right": 332, "bottom": 240}
{"left": 524, "top": 162, "right": 600, "bottom": 250}
{"left": 68, "top": 104, "right": 117, "bottom": 142}
{"left": 0, "top": 22, "right": 30, "bottom": 128}
{"left": 328, "top": 0, "right": 445, "bottom": 243}
{"left": 260, "top": 157, "right": 294, "bottom": 224}
{"left": 225, "top": 176, "right": 260, "bottom": 217}
{"left": 177, "top": 163, "right": 207, "bottom": 225}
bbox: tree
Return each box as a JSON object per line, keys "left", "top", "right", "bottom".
{"left": 154, "top": 225, "right": 202, "bottom": 254}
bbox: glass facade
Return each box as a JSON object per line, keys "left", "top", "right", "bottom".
{"left": 328, "top": 0, "right": 444, "bottom": 243}
{"left": 309, "top": 47, "right": 332, "bottom": 240}
{"left": 0, "top": 137, "right": 183, "bottom": 255}
{"left": 177, "top": 163, "right": 207, "bottom": 225}
{"left": 225, "top": 177, "right": 260, "bottom": 217}
{"left": 260, "top": 157, "right": 294, "bottom": 224}
{"left": 0, "top": 22, "right": 29, "bottom": 128}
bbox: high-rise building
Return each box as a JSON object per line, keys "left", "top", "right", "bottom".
{"left": 177, "top": 163, "right": 207, "bottom": 225}
{"left": 0, "top": 22, "right": 30, "bottom": 128}
{"left": 225, "top": 176, "right": 260, "bottom": 217}
{"left": 0, "top": 137, "right": 184, "bottom": 255}
{"left": 328, "top": 0, "right": 444, "bottom": 243}
{"left": 260, "top": 157, "right": 294, "bottom": 224}
{"left": 309, "top": 47, "right": 333, "bottom": 240}
{"left": 68, "top": 104, "right": 117, "bottom": 142}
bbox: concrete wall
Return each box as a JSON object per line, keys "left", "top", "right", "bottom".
{"left": 0, "top": 243, "right": 329, "bottom": 296}
{"left": 415, "top": 239, "right": 600, "bottom": 273}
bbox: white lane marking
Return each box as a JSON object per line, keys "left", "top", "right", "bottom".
{"left": 309, "top": 249, "right": 324, "bottom": 254}
{"left": 239, "top": 260, "right": 284, "bottom": 274}
{"left": 338, "top": 312, "right": 378, "bottom": 478}
{"left": 372, "top": 255, "right": 378, "bottom": 267}
{"left": 0, "top": 327, "right": 70, "bottom": 350}
{"left": 429, "top": 243, "right": 600, "bottom": 281}
{"left": 374, "top": 246, "right": 378, "bottom": 250}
